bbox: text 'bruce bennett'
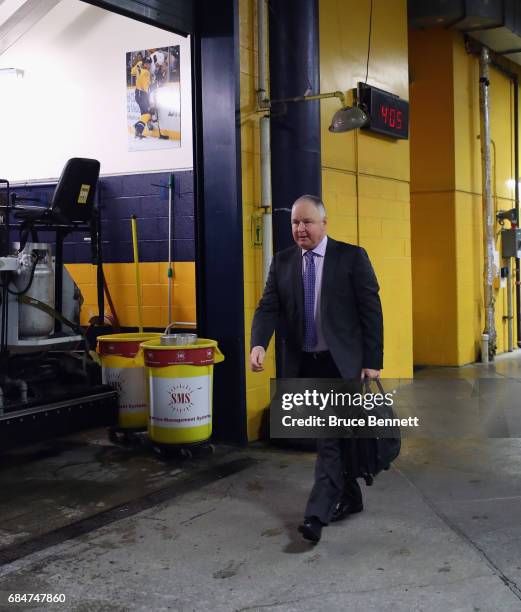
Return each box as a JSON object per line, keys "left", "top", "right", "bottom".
{"left": 282, "top": 415, "right": 420, "bottom": 427}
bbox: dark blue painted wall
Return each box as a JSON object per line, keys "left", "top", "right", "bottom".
{"left": 192, "top": 0, "right": 247, "bottom": 444}
{"left": 268, "top": 0, "right": 322, "bottom": 381}
{"left": 9, "top": 170, "right": 195, "bottom": 263}
{"left": 269, "top": 0, "right": 322, "bottom": 252}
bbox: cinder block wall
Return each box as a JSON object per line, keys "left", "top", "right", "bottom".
{"left": 239, "top": 0, "right": 413, "bottom": 441}
{"left": 320, "top": 0, "right": 413, "bottom": 379}
{"left": 11, "top": 170, "right": 196, "bottom": 329}
{"left": 410, "top": 28, "right": 519, "bottom": 365}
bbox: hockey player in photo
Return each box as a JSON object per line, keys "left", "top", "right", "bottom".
{"left": 131, "top": 55, "right": 151, "bottom": 116}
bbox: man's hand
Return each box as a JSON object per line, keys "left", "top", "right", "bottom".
{"left": 361, "top": 368, "right": 380, "bottom": 380}
{"left": 250, "top": 346, "right": 266, "bottom": 372}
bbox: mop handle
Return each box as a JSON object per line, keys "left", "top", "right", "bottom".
{"left": 167, "top": 173, "right": 174, "bottom": 325}
{"left": 131, "top": 214, "right": 143, "bottom": 333}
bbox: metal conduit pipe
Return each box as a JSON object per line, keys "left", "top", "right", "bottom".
{"left": 260, "top": 117, "right": 272, "bottom": 284}
{"left": 514, "top": 76, "right": 521, "bottom": 348}
{"left": 257, "top": 0, "right": 267, "bottom": 109}
{"left": 257, "top": 0, "right": 272, "bottom": 286}
{"left": 507, "top": 258, "right": 513, "bottom": 351}
{"left": 489, "top": 58, "right": 521, "bottom": 349}
{"left": 491, "top": 136, "right": 514, "bottom": 352}
{"left": 479, "top": 47, "right": 497, "bottom": 361}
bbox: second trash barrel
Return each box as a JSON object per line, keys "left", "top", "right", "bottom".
{"left": 141, "top": 336, "right": 224, "bottom": 445}
{"left": 97, "top": 332, "right": 161, "bottom": 430}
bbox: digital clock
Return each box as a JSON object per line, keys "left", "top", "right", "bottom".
{"left": 358, "top": 83, "right": 409, "bottom": 139}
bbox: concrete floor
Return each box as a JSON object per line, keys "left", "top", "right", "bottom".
{"left": 1, "top": 353, "right": 521, "bottom": 611}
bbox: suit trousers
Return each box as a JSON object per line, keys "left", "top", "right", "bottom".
{"left": 299, "top": 351, "right": 361, "bottom": 525}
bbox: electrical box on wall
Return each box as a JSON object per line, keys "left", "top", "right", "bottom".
{"left": 501, "top": 228, "right": 521, "bottom": 258}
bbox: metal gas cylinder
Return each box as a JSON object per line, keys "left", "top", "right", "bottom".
{"left": 13, "top": 242, "right": 55, "bottom": 339}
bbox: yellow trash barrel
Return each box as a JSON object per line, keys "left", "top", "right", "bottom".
{"left": 141, "top": 337, "right": 225, "bottom": 445}
{"left": 97, "top": 333, "right": 161, "bottom": 429}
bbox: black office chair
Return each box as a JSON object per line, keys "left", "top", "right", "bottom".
{"left": 13, "top": 157, "right": 100, "bottom": 225}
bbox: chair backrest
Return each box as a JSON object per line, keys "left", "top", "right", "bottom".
{"left": 51, "top": 158, "right": 100, "bottom": 223}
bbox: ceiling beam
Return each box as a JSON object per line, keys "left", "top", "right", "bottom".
{"left": 0, "top": 0, "right": 60, "bottom": 56}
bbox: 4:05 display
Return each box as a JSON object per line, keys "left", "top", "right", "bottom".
{"left": 358, "top": 82, "right": 409, "bottom": 139}
{"left": 379, "top": 104, "right": 403, "bottom": 130}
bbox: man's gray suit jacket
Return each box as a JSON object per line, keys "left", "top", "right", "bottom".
{"left": 250, "top": 237, "right": 384, "bottom": 379}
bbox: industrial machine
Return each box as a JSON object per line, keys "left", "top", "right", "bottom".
{"left": 0, "top": 159, "right": 118, "bottom": 450}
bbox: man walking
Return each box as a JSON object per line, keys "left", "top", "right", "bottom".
{"left": 250, "top": 195, "right": 383, "bottom": 543}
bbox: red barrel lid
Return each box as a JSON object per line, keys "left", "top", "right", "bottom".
{"left": 144, "top": 346, "right": 215, "bottom": 367}
{"left": 99, "top": 341, "right": 142, "bottom": 358}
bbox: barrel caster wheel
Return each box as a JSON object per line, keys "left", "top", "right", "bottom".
{"left": 121, "top": 432, "right": 136, "bottom": 446}
{"left": 153, "top": 445, "right": 179, "bottom": 460}
{"left": 201, "top": 443, "right": 215, "bottom": 455}
{"left": 179, "top": 448, "right": 193, "bottom": 459}
{"left": 139, "top": 434, "right": 151, "bottom": 448}
{"left": 153, "top": 445, "right": 166, "bottom": 457}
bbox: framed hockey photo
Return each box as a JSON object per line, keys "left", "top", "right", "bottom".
{"left": 126, "top": 45, "right": 181, "bottom": 151}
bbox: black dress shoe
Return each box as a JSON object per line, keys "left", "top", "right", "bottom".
{"left": 331, "top": 477, "right": 363, "bottom": 522}
{"left": 298, "top": 516, "right": 323, "bottom": 542}
{"left": 330, "top": 498, "right": 363, "bottom": 522}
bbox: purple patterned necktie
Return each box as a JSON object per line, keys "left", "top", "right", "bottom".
{"left": 303, "top": 250, "right": 317, "bottom": 351}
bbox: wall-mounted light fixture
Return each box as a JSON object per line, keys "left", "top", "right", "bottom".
{"left": 329, "top": 99, "right": 369, "bottom": 133}
{"left": 266, "top": 90, "right": 368, "bottom": 133}
{"left": 0, "top": 68, "right": 24, "bottom": 79}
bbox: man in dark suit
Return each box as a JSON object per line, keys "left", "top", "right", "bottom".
{"left": 250, "top": 195, "right": 383, "bottom": 543}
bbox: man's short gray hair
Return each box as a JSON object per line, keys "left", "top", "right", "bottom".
{"left": 293, "top": 195, "right": 327, "bottom": 219}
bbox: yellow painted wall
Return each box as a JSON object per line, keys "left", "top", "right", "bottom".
{"left": 320, "top": 0, "right": 413, "bottom": 378}
{"left": 239, "top": 0, "right": 276, "bottom": 441}
{"left": 410, "top": 28, "right": 518, "bottom": 365}
{"left": 66, "top": 262, "right": 196, "bottom": 329}
{"left": 240, "top": 0, "right": 413, "bottom": 441}
{"left": 409, "top": 28, "right": 459, "bottom": 364}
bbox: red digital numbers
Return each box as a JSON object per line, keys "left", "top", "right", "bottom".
{"left": 379, "top": 104, "right": 403, "bottom": 131}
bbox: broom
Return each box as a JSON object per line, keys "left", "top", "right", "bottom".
{"left": 131, "top": 214, "right": 144, "bottom": 333}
